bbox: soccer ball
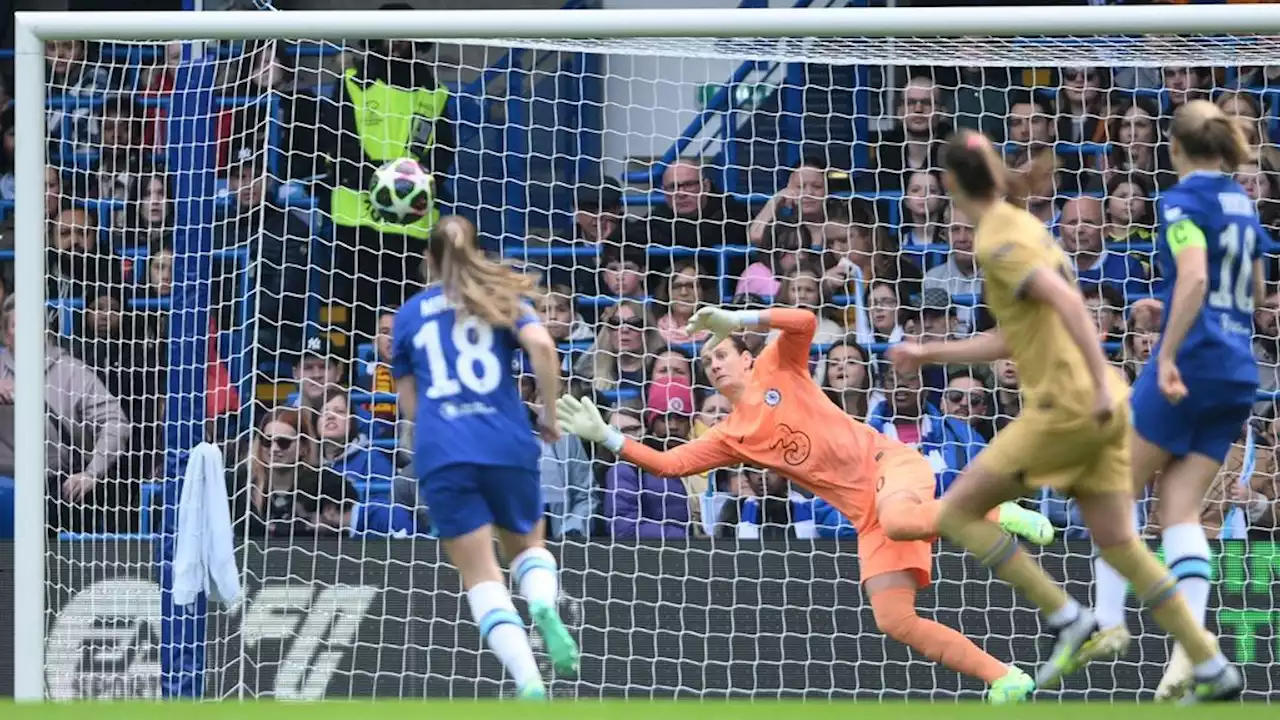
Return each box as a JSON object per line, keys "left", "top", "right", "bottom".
{"left": 369, "top": 158, "right": 434, "bottom": 224}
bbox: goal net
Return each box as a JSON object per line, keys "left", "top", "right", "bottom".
{"left": 17, "top": 4, "right": 1280, "bottom": 703}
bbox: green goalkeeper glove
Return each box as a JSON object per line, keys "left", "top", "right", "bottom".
{"left": 684, "top": 306, "right": 759, "bottom": 348}
{"left": 556, "top": 395, "right": 624, "bottom": 452}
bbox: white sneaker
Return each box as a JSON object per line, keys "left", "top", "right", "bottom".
{"left": 1156, "top": 642, "right": 1193, "bottom": 702}
{"left": 1077, "top": 623, "right": 1132, "bottom": 664}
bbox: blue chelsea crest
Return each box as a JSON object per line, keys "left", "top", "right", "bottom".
{"left": 764, "top": 389, "right": 781, "bottom": 407}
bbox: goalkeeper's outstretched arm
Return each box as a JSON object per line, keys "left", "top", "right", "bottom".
{"left": 556, "top": 396, "right": 740, "bottom": 478}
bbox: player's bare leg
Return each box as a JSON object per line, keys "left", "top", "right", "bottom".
{"left": 1087, "top": 433, "right": 1173, "bottom": 665}
{"left": 936, "top": 464, "right": 1097, "bottom": 691}
{"left": 1076, "top": 491, "right": 1241, "bottom": 703}
{"left": 1148, "top": 453, "right": 1226, "bottom": 701}
{"left": 444, "top": 526, "right": 547, "bottom": 698}
{"left": 864, "top": 570, "right": 1034, "bottom": 704}
{"left": 498, "top": 525, "right": 580, "bottom": 678}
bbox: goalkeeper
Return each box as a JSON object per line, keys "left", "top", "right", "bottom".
{"left": 559, "top": 306, "right": 1050, "bottom": 703}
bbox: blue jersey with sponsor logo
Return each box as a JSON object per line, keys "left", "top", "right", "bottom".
{"left": 391, "top": 284, "right": 540, "bottom": 476}
{"left": 1154, "top": 171, "right": 1266, "bottom": 386}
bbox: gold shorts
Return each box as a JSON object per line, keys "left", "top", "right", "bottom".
{"left": 975, "top": 399, "right": 1130, "bottom": 497}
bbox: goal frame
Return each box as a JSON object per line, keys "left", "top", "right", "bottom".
{"left": 14, "top": 3, "right": 1280, "bottom": 702}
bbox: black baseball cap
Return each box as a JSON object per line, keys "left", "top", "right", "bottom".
{"left": 575, "top": 179, "right": 624, "bottom": 214}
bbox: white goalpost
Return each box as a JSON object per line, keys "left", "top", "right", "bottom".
{"left": 13, "top": 3, "right": 1280, "bottom": 703}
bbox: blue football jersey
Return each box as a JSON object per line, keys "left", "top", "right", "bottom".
{"left": 1154, "top": 171, "right": 1267, "bottom": 385}
{"left": 391, "top": 285, "right": 540, "bottom": 476}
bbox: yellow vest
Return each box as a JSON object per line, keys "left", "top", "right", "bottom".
{"left": 331, "top": 67, "right": 449, "bottom": 238}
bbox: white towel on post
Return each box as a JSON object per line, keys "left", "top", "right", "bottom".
{"left": 173, "top": 442, "right": 241, "bottom": 608}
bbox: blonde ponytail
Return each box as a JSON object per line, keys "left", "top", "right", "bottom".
{"left": 430, "top": 216, "right": 538, "bottom": 329}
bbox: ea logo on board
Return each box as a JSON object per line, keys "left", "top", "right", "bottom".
{"left": 764, "top": 389, "right": 781, "bottom": 407}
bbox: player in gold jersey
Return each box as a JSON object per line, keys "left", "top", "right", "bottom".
{"left": 889, "top": 131, "right": 1241, "bottom": 702}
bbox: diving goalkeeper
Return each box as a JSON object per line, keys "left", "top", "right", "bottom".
{"left": 558, "top": 306, "right": 1051, "bottom": 704}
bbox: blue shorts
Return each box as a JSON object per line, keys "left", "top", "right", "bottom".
{"left": 1131, "top": 370, "right": 1254, "bottom": 463}
{"left": 421, "top": 462, "right": 543, "bottom": 539}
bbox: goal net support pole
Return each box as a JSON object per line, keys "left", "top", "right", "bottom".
{"left": 15, "top": 3, "right": 1280, "bottom": 703}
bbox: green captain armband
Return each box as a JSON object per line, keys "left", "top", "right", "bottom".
{"left": 1166, "top": 219, "right": 1207, "bottom": 255}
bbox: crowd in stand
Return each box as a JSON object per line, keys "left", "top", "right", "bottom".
{"left": 5, "top": 36, "right": 1280, "bottom": 543}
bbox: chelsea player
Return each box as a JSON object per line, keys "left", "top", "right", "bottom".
{"left": 1086, "top": 100, "right": 1257, "bottom": 702}
{"left": 392, "top": 216, "right": 579, "bottom": 698}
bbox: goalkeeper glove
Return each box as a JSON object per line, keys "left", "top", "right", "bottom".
{"left": 684, "top": 306, "right": 760, "bottom": 348}
{"left": 556, "top": 395, "right": 625, "bottom": 452}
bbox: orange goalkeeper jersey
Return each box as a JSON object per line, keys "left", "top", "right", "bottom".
{"left": 618, "top": 308, "right": 908, "bottom": 533}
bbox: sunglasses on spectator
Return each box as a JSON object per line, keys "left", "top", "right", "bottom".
{"left": 609, "top": 316, "right": 644, "bottom": 329}
{"left": 944, "top": 390, "right": 987, "bottom": 405}
{"left": 260, "top": 434, "right": 296, "bottom": 450}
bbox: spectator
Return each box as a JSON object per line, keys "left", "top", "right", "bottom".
{"left": 144, "top": 239, "right": 173, "bottom": 298}
{"left": 1121, "top": 300, "right": 1161, "bottom": 384}
{"left": 46, "top": 207, "right": 123, "bottom": 316}
{"left": 648, "top": 347, "right": 694, "bottom": 387}
{"left": 96, "top": 97, "right": 144, "bottom": 199}
{"left": 871, "top": 75, "right": 949, "bottom": 192}
{"left": 1256, "top": 289, "right": 1280, "bottom": 416}
{"left": 866, "top": 363, "right": 985, "bottom": 495}
{"left": 535, "top": 285, "right": 593, "bottom": 375}
{"left": 45, "top": 167, "right": 64, "bottom": 221}
{"left": 518, "top": 373, "right": 594, "bottom": 539}
{"left": 1058, "top": 195, "right": 1150, "bottom": 301}
{"left": 990, "top": 358, "right": 1021, "bottom": 432}
{"left": 0, "top": 296, "right": 133, "bottom": 533}
{"left": 46, "top": 40, "right": 111, "bottom": 153}
{"left": 1104, "top": 98, "right": 1176, "bottom": 190}
{"left": 694, "top": 391, "right": 732, "bottom": 436}
{"left": 603, "top": 454, "right": 691, "bottom": 539}
{"left": 573, "top": 300, "right": 661, "bottom": 395}
{"left": 1055, "top": 67, "right": 1110, "bottom": 146}
{"left": 899, "top": 169, "right": 946, "bottom": 250}
{"left": 778, "top": 257, "right": 843, "bottom": 345}
{"left": 819, "top": 337, "right": 875, "bottom": 421}
{"left": 940, "top": 370, "right": 994, "bottom": 441}
{"left": 735, "top": 223, "right": 803, "bottom": 299}
{"left": 647, "top": 158, "right": 752, "bottom": 249}
{"left": 1081, "top": 282, "right": 1126, "bottom": 350}
{"left": 1235, "top": 151, "right": 1280, "bottom": 235}
{"left": 1004, "top": 93, "right": 1054, "bottom": 170}
{"left": 655, "top": 261, "right": 709, "bottom": 345}
{"left": 310, "top": 469, "right": 420, "bottom": 538}
{"left": 918, "top": 287, "right": 962, "bottom": 345}
{"left": 294, "top": 335, "right": 345, "bottom": 412}
{"left": 1103, "top": 173, "right": 1156, "bottom": 246}
{"left": 231, "top": 407, "right": 326, "bottom": 539}
{"left": 314, "top": 387, "right": 397, "bottom": 492}
{"left": 118, "top": 168, "right": 172, "bottom": 250}
{"left": 866, "top": 279, "right": 906, "bottom": 345}
{"left": 1054, "top": 66, "right": 1111, "bottom": 192}
{"left": 539, "top": 284, "right": 593, "bottom": 345}
{"left": 748, "top": 158, "right": 828, "bottom": 247}
{"left": 597, "top": 243, "right": 647, "bottom": 300}
{"left": 573, "top": 178, "right": 624, "bottom": 246}
{"left": 714, "top": 468, "right": 814, "bottom": 540}
{"left": 219, "top": 142, "right": 313, "bottom": 355}
{"left": 1215, "top": 91, "right": 1265, "bottom": 153}
{"left": 321, "top": 30, "right": 457, "bottom": 342}
{"left": 924, "top": 204, "right": 981, "bottom": 335}
{"left": 0, "top": 105, "right": 12, "bottom": 201}
{"left": 1161, "top": 66, "right": 1212, "bottom": 121}
{"left": 1234, "top": 416, "right": 1280, "bottom": 539}
{"left": 820, "top": 200, "right": 923, "bottom": 304}
{"left": 355, "top": 308, "right": 400, "bottom": 440}
{"left": 67, "top": 285, "right": 165, "bottom": 481}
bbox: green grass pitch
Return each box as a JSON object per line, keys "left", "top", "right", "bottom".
{"left": 0, "top": 702, "right": 1275, "bottom": 719}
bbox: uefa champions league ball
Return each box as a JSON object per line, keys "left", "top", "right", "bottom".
{"left": 369, "top": 158, "right": 434, "bottom": 224}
